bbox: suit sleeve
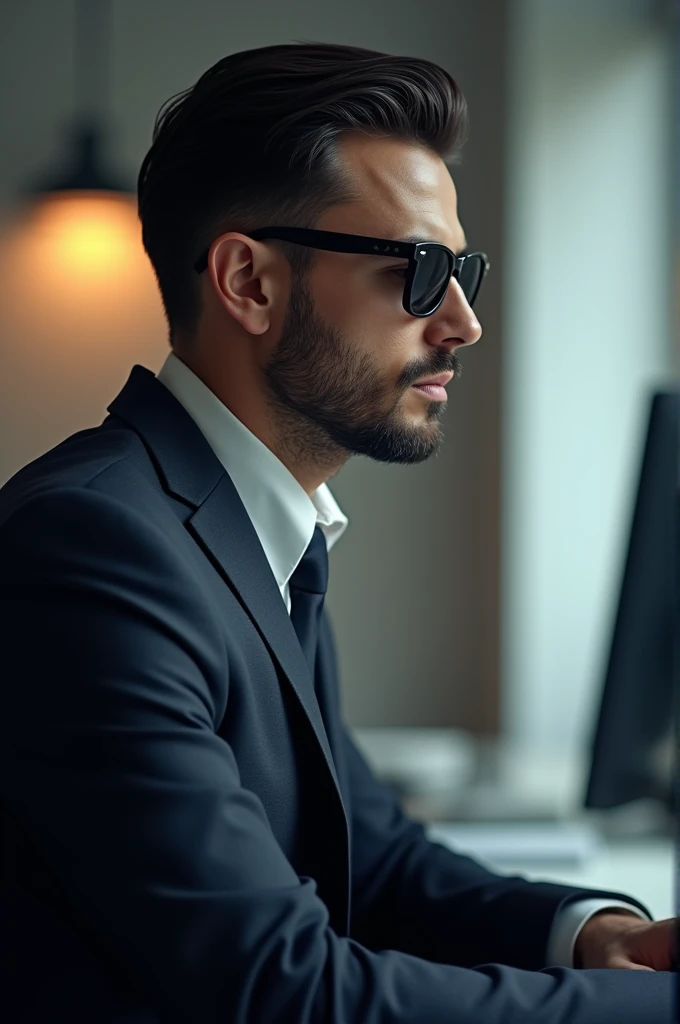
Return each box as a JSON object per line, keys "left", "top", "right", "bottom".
{"left": 0, "top": 484, "right": 672, "bottom": 1024}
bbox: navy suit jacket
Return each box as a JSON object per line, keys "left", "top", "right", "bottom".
{"left": 0, "top": 364, "right": 674, "bottom": 1022}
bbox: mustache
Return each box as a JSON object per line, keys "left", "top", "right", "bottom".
{"left": 407, "top": 352, "right": 462, "bottom": 387}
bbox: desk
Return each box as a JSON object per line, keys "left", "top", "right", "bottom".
{"left": 428, "top": 830, "right": 675, "bottom": 922}
{"left": 508, "top": 837, "right": 675, "bottom": 922}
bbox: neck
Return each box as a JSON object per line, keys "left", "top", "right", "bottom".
{"left": 171, "top": 345, "right": 347, "bottom": 497}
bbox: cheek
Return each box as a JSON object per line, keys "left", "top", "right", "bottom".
{"left": 310, "top": 264, "right": 416, "bottom": 372}
{"left": 309, "top": 262, "right": 367, "bottom": 328}
{"left": 311, "top": 262, "right": 404, "bottom": 328}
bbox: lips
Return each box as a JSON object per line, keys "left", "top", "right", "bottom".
{"left": 413, "top": 372, "right": 453, "bottom": 387}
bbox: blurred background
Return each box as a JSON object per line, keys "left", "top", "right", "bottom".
{"left": 0, "top": 0, "right": 678, "bottom": 914}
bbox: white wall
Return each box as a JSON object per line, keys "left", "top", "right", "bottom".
{"left": 502, "top": 0, "right": 677, "bottom": 755}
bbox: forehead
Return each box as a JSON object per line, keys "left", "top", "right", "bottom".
{"left": 320, "top": 132, "right": 464, "bottom": 249}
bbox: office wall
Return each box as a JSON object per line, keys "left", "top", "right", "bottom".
{"left": 0, "top": 0, "right": 507, "bottom": 731}
{"left": 501, "top": 0, "right": 677, "bottom": 754}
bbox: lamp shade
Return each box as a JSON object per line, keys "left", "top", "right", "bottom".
{"left": 27, "top": 120, "right": 132, "bottom": 196}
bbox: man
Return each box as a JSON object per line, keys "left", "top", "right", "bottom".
{"left": 0, "top": 41, "right": 676, "bottom": 1023}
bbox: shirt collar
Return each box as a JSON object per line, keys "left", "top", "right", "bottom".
{"left": 156, "top": 351, "right": 348, "bottom": 589}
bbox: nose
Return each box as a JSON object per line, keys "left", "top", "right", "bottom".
{"left": 442, "top": 276, "right": 482, "bottom": 346}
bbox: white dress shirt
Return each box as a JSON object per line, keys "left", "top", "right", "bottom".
{"left": 156, "top": 350, "right": 649, "bottom": 967}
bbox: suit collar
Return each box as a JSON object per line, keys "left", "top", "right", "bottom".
{"left": 108, "top": 363, "right": 223, "bottom": 507}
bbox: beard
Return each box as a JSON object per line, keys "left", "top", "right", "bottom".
{"left": 262, "top": 272, "right": 461, "bottom": 468}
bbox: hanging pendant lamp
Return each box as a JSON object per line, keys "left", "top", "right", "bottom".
{"left": 1, "top": 0, "right": 160, "bottom": 343}
{"left": 26, "top": 0, "right": 131, "bottom": 198}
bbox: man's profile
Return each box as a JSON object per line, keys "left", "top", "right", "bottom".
{"left": 0, "top": 40, "right": 675, "bottom": 1023}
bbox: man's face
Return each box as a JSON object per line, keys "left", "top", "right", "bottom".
{"left": 262, "top": 133, "right": 482, "bottom": 467}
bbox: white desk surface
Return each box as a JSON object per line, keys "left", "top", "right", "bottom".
{"left": 507, "top": 837, "right": 675, "bottom": 922}
{"left": 430, "top": 831, "right": 675, "bottom": 922}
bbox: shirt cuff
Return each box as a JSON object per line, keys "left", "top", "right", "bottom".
{"left": 546, "top": 898, "right": 652, "bottom": 967}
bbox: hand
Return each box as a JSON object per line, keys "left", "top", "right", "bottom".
{"left": 573, "top": 909, "right": 678, "bottom": 971}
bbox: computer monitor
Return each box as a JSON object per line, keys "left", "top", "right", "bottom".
{"left": 584, "top": 388, "right": 679, "bottom": 817}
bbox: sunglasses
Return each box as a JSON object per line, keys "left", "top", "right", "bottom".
{"left": 193, "top": 227, "right": 490, "bottom": 318}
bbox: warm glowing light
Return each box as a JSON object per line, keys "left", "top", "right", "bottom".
{"left": 0, "top": 191, "right": 164, "bottom": 342}
{"left": 0, "top": 191, "right": 170, "bottom": 482}
{"left": 21, "top": 192, "right": 141, "bottom": 280}
{"left": 49, "top": 197, "right": 132, "bottom": 274}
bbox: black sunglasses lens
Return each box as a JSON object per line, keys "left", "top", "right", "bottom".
{"left": 457, "top": 255, "right": 485, "bottom": 306}
{"left": 410, "top": 248, "right": 452, "bottom": 315}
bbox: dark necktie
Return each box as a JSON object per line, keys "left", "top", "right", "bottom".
{"left": 288, "top": 525, "right": 328, "bottom": 675}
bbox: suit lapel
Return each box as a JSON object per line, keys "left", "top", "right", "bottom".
{"left": 189, "top": 473, "right": 345, "bottom": 797}
{"left": 106, "top": 365, "right": 347, "bottom": 815}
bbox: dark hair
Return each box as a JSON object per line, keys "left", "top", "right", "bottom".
{"left": 137, "top": 41, "right": 468, "bottom": 344}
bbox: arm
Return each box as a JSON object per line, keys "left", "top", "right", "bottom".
{"left": 340, "top": 712, "right": 652, "bottom": 972}
{"left": 0, "top": 485, "right": 670, "bottom": 1024}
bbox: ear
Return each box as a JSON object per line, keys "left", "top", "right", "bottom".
{"left": 205, "top": 232, "right": 289, "bottom": 335}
